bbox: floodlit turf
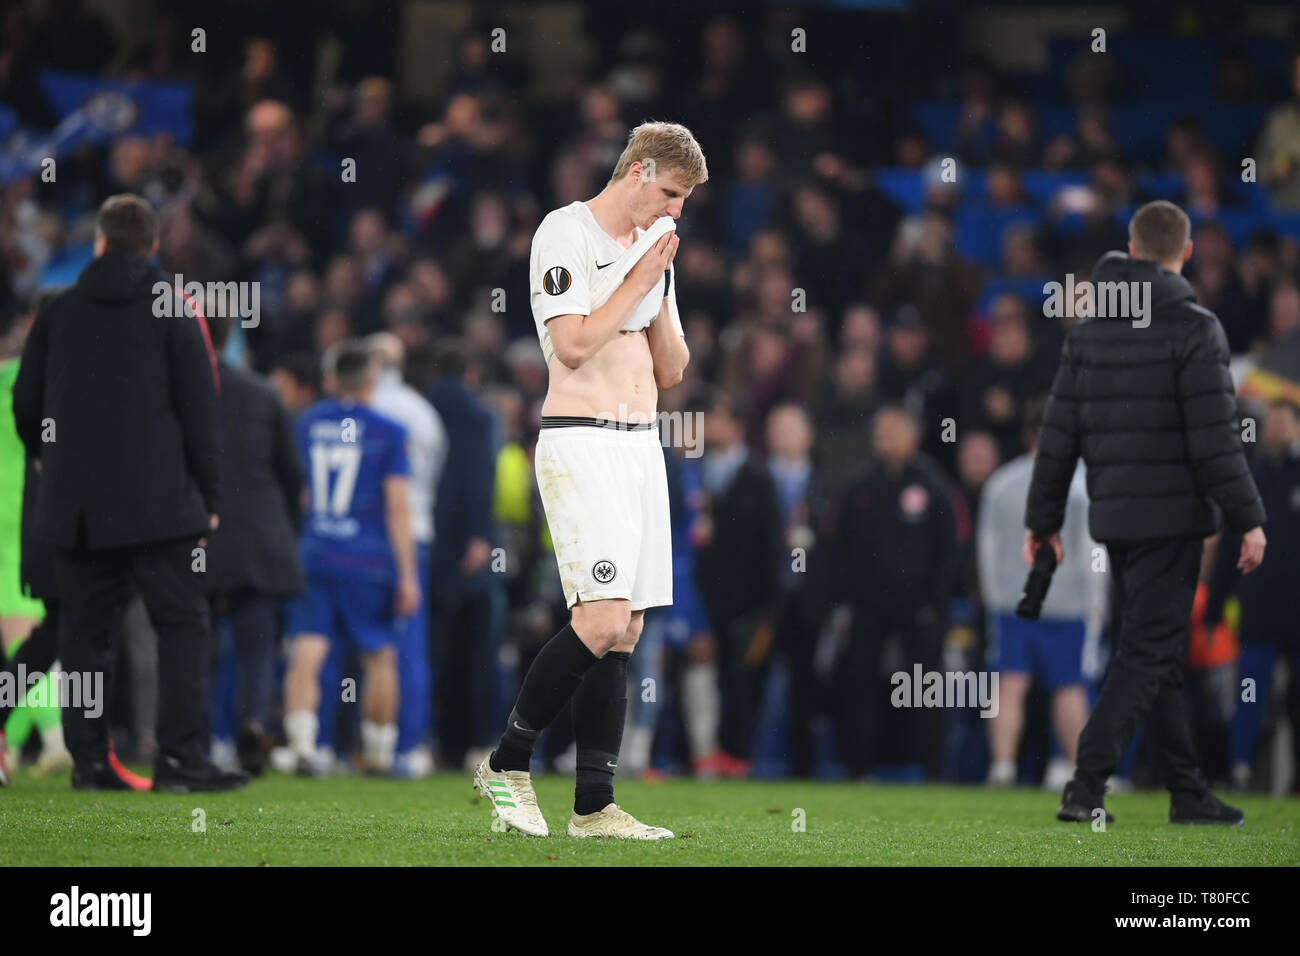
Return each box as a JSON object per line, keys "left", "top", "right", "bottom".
{"left": 1, "top": 769, "right": 1297, "bottom": 866}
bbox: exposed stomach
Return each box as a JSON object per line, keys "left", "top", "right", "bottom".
{"left": 541, "top": 328, "right": 658, "bottom": 422}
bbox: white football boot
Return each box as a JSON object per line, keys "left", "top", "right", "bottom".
{"left": 473, "top": 757, "right": 549, "bottom": 837}
{"left": 566, "top": 803, "right": 674, "bottom": 840}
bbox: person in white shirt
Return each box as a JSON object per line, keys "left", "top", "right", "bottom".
{"left": 978, "top": 398, "right": 1105, "bottom": 788}
{"left": 474, "top": 122, "right": 707, "bottom": 840}
{"left": 366, "top": 333, "right": 448, "bottom": 776}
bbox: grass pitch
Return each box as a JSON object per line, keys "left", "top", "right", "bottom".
{"left": 2, "top": 770, "right": 1296, "bottom": 866}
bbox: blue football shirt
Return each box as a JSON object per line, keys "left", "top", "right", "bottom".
{"left": 296, "top": 398, "right": 409, "bottom": 580}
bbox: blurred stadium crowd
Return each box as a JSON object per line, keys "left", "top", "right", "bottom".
{"left": 2, "top": 0, "right": 1300, "bottom": 791}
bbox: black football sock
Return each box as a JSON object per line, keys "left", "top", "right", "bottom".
{"left": 572, "top": 650, "right": 630, "bottom": 815}
{"left": 490, "top": 623, "right": 598, "bottom": 772}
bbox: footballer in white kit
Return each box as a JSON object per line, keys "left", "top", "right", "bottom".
{"left": 473, "top": 122, "right": 707, "bottom": 839}
{"left": 529, "top": 204, "right": 681, "bottom": 613}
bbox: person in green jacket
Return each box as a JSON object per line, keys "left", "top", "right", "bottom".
{"left": 0, "top": 300, "right": 70, "bottom": 779}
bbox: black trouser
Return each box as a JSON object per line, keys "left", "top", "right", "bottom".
{"left": 208, "top": 590, "right": 279, "bottom": 734}
{"left": 0, "top": 603, "right": 59, "bottom": 727}
{"left": 430, "top": 590, "right": 498, "bottom": 767}
{"left": 775, "top": 588, "right": 822, "bottom": 777}
{"left": 833, "top": 607, "right": 944, "bottom": 779}
{"left": 714, "top": 610, "right": 773, "bottom": 761}
{"left": 55, "top": 536, "right": 210, "bottom": 767}
{"left": 1075, "top": 537, "right": 1207, "bottom": 797}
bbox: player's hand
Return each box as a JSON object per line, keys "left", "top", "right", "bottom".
{"left": 628, "top": 232, "right": 679, "bottom": 295}
{"left": 744, "top": 619, "right": 774, "bottom": 667}
{"left": 1022, "top": 531, "right": 1063, "bottom": 568}
{"left": 395, "top": 574, "right": 421, "bottom": 617}
{"left": 199, "top": 513, "right": 219, "bottom": 549}
{"left": 1238, "top": 526, "right": 1266, "bottom": 574}
{"left": 687, "top": 632, "right": 715, "bottom": 664}
{"left": 460, "top": 536, "right": 492, "bottom": 575}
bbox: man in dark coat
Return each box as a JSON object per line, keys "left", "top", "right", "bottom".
{"left": 1027, "top": 200, "right": 1267, "bottom": 825}
{"left": 764, "top": 402, "right": 836, "bottom": 777}
{"left": 827, "top": 405, "right": 960, "bottom": 779}
{"left": 1, "top": 291, "right": 151, "bottom": 790}
{"left": 426, "top": 341, "right": 502, "bottom": 767}
{"left": 693, "top": 390, "right": 784, "bottom": 773}
{"left": 12, "top": 194, "right": 247, "bottom": 792}
{"left": 1205, "top": 399, "right": 1300, "bottom": 785}
{"left": 202, "top": 313, "right": 305, "bottom": 774}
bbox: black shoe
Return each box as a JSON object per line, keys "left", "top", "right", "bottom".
{"left": 1057, "top": 780, "right": 1115, "bottom": 823}
{"left": 152, "top": 755, "right": 250, "bottom": 793}
{"left": 236, "top": 720, "right": 268, "bottom": 777}
{"left": 72, "top": 760, "right": 134, "bottom": 791}
{"left": 1170, "top": 790, "right": 1244, "bottom": 826}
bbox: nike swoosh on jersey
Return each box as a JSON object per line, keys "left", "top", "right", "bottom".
{"left": 595, "top": 260, "right": 615, "bottom": 269}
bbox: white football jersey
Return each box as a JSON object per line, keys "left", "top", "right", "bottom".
{"left": 529, "top": 200, "right": 683, "bottom": 363}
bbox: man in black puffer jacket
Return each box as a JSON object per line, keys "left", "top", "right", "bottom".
{"left": 13, "top": 194, "right": 248, "bottom": 793}
{"left": 1026, "top": 200, "right": 1267, "bottom": 826}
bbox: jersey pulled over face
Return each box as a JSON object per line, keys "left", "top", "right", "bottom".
{"left": 295, "top": 397, "right": 409, "bottom": 581}
{"left": 529, "top": 201, "right": 683, "bottom": 363}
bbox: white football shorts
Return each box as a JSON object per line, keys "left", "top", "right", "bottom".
{"left": 534, "top": 416, "right": 673, "bottom": 611}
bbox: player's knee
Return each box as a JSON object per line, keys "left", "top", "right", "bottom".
{"left": 999, "top": 673, "right": 1030, "bottom": 696}
{"left": 610, "top": 613, "right": 644, "bottom": 653}
{"left": 290, "top": 635, "right": 329, "bottom": 672}
{"left": 363, "top": 645, "right": 397, "bottom": 668}
{"left": 572, "top": 604, "right": 631, "bottom": 657}
{"left": 688, "top": 633, "right": 714, "bottom": 665}
{"left": 589, "top": 622, "right": 628, "bottom": 657}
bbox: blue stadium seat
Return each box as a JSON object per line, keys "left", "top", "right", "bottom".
{"left": 1020, "top": 169, "right": 1089, "bottom": 203}
{"left": 906, "top": 100, "right": 964, "bottom": 153}
{"left": 1200, "top": 103, "right": 1271, "bottom": 159}
{"left": 1228, "top": 177, "right": 1273, "bottom": 211}
{"left": 977, "top": 276, "right": 1054, "bottom": 314}
{"left": 39, "top": 242, "right": 95, "bottom": 289}
{"left": 1136, "top": 171, "right": 1185, "bottom": 199}
{"left": 954, "top": 207, "right": 1042, "bottom": 267}
{"left": 1267, "top": 213, "right": 1300, "bottom": 244}
{"left": 873, "top": 169, "right": 926, "bottom": 212}
{"left": 1031, "top": 103, "right": 1076, "bottom": 144}
{"left": 1194, "top": 208, "right": 1271, "bottom": 248}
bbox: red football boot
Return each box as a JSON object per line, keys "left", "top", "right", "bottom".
{"left": 107, "top": 742, "right": 153, "bottom": 791}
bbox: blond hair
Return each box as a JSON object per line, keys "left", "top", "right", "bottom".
{"left": 609, "top": 121, "right": 709, "bottom": 188}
